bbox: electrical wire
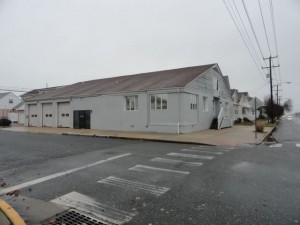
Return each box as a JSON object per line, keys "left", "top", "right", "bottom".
{"left": 258, "top": 0, "right": 272, "bottom": 56}
{"left": 232, "top": 0, "right": 264, "bottom": 70}
{"left": 223, "top": 0, "right": 266, "bottom": 82}
{"left": 241, "top": 0, "right": 266, "bottom": 61}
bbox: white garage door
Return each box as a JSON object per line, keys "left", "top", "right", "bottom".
{"left": 58, "top": 102, "right": 70, "bottom": 128}
{"left": 28, "top": 104, "right": 38, "bottom": 127}
{"left": 42, "top": 103, "right": 53, "bottom": 127}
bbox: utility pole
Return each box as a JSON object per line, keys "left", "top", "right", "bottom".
{"left": 263, "top": 56, "right": 280, "bottom": 123}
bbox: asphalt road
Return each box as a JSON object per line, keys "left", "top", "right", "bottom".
{"left": 0, "top": 120, "right": 300, "bottom": 225}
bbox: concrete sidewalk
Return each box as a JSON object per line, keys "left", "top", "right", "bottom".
{"left": 0, "top": 125, "right": 272, "bottom": 146}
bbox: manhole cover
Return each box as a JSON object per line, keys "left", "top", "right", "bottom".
{"left": 44, "top": 209, "right": 113, "bottom": 225}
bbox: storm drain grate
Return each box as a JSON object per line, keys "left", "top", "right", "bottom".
{"left": 44, "top": 209, "right": 114, "bottom": 225}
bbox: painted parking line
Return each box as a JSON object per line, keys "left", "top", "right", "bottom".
{"left": 296, "top": 144, "right": 300, "bottom": 148}
{"left": 167, "top": 152, "right": 215, "bottom": 160}
{"left": 129, "top": 165, "right": 190, "bottom": 175}
{"left": 269, "top": 143, "right": 283, "bottom": 148}
{"left": 181, "top": 149, "right": 223, "bottom": 155}
{"left": 151, "top": 157, "right": 203, "bottom": 166}
{"left": 0, "top": 153, "right": 131, "bottom": 195}
{"left": 51, "top": 191, "right": 136, "bottom": 225}
{"left": 97, "top": 176, "right": 170, "bottom": 196}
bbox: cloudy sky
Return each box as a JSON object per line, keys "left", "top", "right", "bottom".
{"left": 0, "top": 0, "right": 299, "bottom": 111}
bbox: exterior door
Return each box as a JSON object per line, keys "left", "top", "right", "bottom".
{"left": 42, "top": 103, "right": 53, "bottom": 127}
{"left": 214, "top": 97, "right": 220, "bottom": 117}
{"left": 58, "top": 102, "right": 71, "bottom": 128}
{"left": 73, "top": 110, "right": 91, "bottom": 129}
{"left": 28, "top": 104, "right": 38, "bottom": 127}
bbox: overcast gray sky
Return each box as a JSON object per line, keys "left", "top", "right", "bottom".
{"left": 0, "top": 0, "right": 299, "bottom": 111}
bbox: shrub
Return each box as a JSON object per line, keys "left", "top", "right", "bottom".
{"left": 234, "top": 118, "right": 242, "bottom": 124}
{"left": 243, "top": 117, "right": 252, "bottom": 123}
{"left": 258, "top": 114, "right": 267, "bottom": 120}
{"left": 255, "top": 120, "right": 265, "bottom": 132}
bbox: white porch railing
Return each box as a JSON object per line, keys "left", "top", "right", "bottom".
{"left": 217, "top": 107, "right": 232, "bottom": 129}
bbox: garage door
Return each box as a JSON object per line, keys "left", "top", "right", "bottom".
{"left": 58, "top": 102, "right": 70, "bottom": 128}
{"left": 42, "top": 103, "right": 53, "bottom": 127}
{"left": 28, "top": 104, "right": 38, "bottom": 127}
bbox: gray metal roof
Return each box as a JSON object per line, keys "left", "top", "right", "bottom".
{"left": 25, "top": 64, "right": 216, "bottom": 101}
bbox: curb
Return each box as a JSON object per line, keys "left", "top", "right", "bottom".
{"left": 62, "top": 132, "right": 215, "bottom": 146}
{"left": 0, "top": 199, "right": 26, "bottom": 225}
{"left": 256, "top": 122, "right": 279, "bottom": 145}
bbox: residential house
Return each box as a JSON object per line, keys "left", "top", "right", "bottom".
{"left": 24, "top": 64, "right": 234, "bottom": 133}
{"left": 12, "top": 101, "right": 25, "bottom": 124}
{"left": 0, "top": 92, "right": 22, "bottom": 120}
{"left": 231, "top": 90, "right": 263, "bottom": 121}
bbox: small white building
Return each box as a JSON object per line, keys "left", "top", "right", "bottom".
{"left": 24, "top": 64, "right": 234, "bottom": 133}
{"left": 0, "top": 92, "right": 22, "bottom": 120}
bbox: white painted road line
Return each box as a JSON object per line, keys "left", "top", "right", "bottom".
{"left": 0, "top": 153, "right": 131, "bottom": 195}
{"left": 269, "top": 144, "right": 283, "bottom": 148}
{"left": 151, "top": 157, "right": 203, "bottom": 166}
{"left": 296, "top": 144, "right": 300, "bottom": 147}
{"left": 97, "top": 176, "right": 170, "bottom": 196}
{"left": 181, "top": 149, "right": 223, "bottom": 155}
{"left": 167, "top": 152, "right": 215, "bottom": 160}
{"left": 51, "top": 191, "right": 136, "bottom": 225}
{"left": 129, "top": 165, "right": 190, "bottom": 175}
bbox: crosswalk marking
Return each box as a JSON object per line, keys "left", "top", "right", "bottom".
{"left": 181, "top": 149, "right": 223, "bottom": 155}
{"left": 129, "top": 165, "right": 190, "bottom": 175}
{"left": 51, "top": 191, "right": 136, "bottom": 225}
{"left": 97, "top": 176, "right": 170, "bottom": 196}
{"left": 167, "top": 152, "right": 215, "bottom": 160}
{"left": 269, "top": 143, "right": 283, "bottom": 148}
{"left": 151, "top": 157, "right": 203, "bottom": 166}
{"left": 296, "top": 144, "right": 300, "bottom": 147}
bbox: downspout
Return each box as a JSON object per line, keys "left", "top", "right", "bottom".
{"left": 146, "top": 91, "right": 150, "bottom": 128}
{"left": 178, "top": 88, "right": 181, "bottom": 134}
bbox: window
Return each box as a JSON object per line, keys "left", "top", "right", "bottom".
{"left": 203, "top": 97, "right": 208, "bottom": 111}
{"left": 9, "top": 99, "right": 13, "bottom": 104}
{"left": 125, "top": 96, "right": 138, "bottom": 111}
{"left": 150, "top": 94, "right": 168, "bottom": 110}
{"left": 242, "top": 108, "right": 246, "bottom": 114}
{"left": 190, "top": 95, "right": 197, "bottom": 110}
{"left": 213, "top": 78, "right": 219, "bottom": 90}
{"left": 225, "top": 102, "right": 228, "bottom": 113}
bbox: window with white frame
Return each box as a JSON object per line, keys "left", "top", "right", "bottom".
{"left": 9, "top": 99, "right": 13, "bottom": 104}
{"left": 190, "top": 94, "right": 197, "bottom": 110}
{"left": 125, "top": 96, "right": 138, "bottom": 111}
{"left": 150, "top": 94, "right": 168, "bottom": 110}
{"left": 203, "top": 96, "right": 208, "bottom": 111}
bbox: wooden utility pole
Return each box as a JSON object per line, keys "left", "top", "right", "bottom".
{"left": 263, "top": 56, "right": 280, "bottom": 123}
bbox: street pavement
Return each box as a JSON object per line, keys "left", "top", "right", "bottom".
{"left": 0, "top": 120, "right": 299, "bottom": 225}
{"left": 0, "top": 123, "right": 273, "bottom": 146}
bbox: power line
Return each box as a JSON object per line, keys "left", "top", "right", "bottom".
{"left": 232, "top": 0, "right": 264, "bottom": 71}
{"left": 223, "top": 0, "right": 266, "bottom": 82}
{"left": 241, "top": 0, "right": 266, "bottom": 61}
{"left": 258, "top": 0, "right": 272, "bottom": 56}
